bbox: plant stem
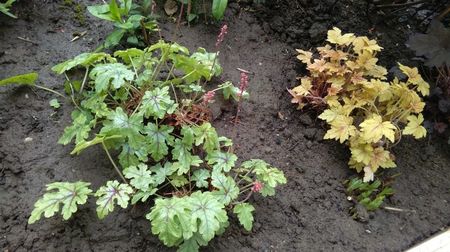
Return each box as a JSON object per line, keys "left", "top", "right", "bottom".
{"left": 209, "top": 51, "right": 219, "bottom": 80}
{"left": 79, "top": 66, "right": 90, "bottom": 94}
{"left": 232, "top": 191, "right": 253, "bottom": 205}
{"left": 35, "top": 85, "right": 66, "bottom": 99}
{"left": 230, "top": 93, "right": 243, "bottom": 153}
{"left": 63, "top": 73, "right": 82, "bottom": 110}
{"left": 102, "top": 141, "right": 128, "bottom": 184}
{"left": 235, "top": 167, "right": 255, "bottom": 184}
{"left": 166, "top": 64, "right": 179, "bottom": 104}
{"left": 239, "top": 182, "right": 254, "bottom": 191}
{"left": 140, "top": 18, "right": 150, "bottom": 46}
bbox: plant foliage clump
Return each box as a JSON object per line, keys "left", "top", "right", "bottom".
{"left": 290, "top": 27, "right": 429, "bottom": 182}
{"left": 0, "top": 0, "right": 16, "bottom": 18}
{"left": 29, "top": 40, "right": 286, "bottom": 252}
{"left": 345, "top": 178, "right": 393, "bottom": 211}
{"left": 88, "top": 0, "right": 158, "bottom": 49}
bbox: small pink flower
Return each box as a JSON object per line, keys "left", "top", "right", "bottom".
{"left": 238, "top": 72, "right": 249, "bottom": 96}
{"left": 202, "top": 90, "right": 216, "bottom": 104}
{"left": 215, "top": 24, "right": 228, "bottom": 48}
{"left": 251, "top": 181, "right": 263, "bottom": 192}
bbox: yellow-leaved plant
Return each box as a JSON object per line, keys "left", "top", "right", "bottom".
{"left": 290, "top": 27, "right": 429, "bottom": 182}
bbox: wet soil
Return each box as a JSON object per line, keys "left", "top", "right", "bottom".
{"left": 1, "top": 0, "right": 449, "bottom": 251}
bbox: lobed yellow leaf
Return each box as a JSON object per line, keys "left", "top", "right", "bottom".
{"left": 403, "top": 114, "right": 427, "bottom": 139}
{"left": 356, "top": 51, "right": 379, "bottom": 70}
{"left": 324, "top": 115, "right": 357, "bottom": 143}
{"left": 365, "top": 64, "right": 387, "bottom": 79}
{"left": 353, "top": 36, "right": 383, "bottom": 53}
{"left": 308, "top": 59, "right": 328, "bottom": 72}
{"left": 350, "top": 143, "right": 374, "bottom": 165}
{"left": 398, "top": 63, "right": 430, "bottom": 96}
{"left": 368, "top": 147, "right": 395, "bottom": 172}
{"left": 359, "top": 115, "right": 396, "bottom": 143}
{"left": 327, "top": 27, "right": 355, "bottom": 46}
{"left": 318, "top": 109, "right": 339, "bottom": 123}
{"left": 296, "top": 49, "right": 313, "bottom": 65}
{"left": 291, "top": 78, "right": 312, "bottom": 96}
{"left": 349, "top": 157, "right": 364, "bottom": 173}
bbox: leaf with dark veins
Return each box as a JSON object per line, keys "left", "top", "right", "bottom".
{"left": 95, "top": 180, "right": 133, "bottom": 219}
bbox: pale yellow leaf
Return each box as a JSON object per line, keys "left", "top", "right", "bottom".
{"left": 360, "top": 115, "right": 396, "bottom": 143}
{"left": 403, "top": 114, "right": 427, "bottom": 139}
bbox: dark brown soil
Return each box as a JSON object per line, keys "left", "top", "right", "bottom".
{"left": 1, "top": 1, "right": 449, "bottom": 251}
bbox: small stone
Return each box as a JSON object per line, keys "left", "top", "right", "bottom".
{"left": 264, "top": 147, "right": 273, "bottom": 154}
{"left": 303, "top": 128, "right": 317, "bottom": 140}
{"left": 299, "top": 113, "right": 313, "bottom": 126}
{"left": 275, "top": 138, "right": 282, "bottom": 145}
{"left": 306, "top": 140, "right": 313, "bottom": 149}
{"left": 295, "top": 166, "right": 304, "bottom": 173}
{"left": 355, "top": 204, "right": 369, "bottom": 223}
{"left": 24, "top": 137, "right": 33, "bottom": 143}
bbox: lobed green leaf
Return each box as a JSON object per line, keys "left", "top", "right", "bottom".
{"left": 28, "top": 181, "right": 92, "bottom": 224}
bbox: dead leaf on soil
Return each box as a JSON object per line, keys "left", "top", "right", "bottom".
{"left": 407, "top": 20, "right": 450, "bottom": 67}
{"left": 278, "top": 111, "right": 286, "bottom": 120}
{"left": 164, "top": 0, "right": 178, "bottom": 16}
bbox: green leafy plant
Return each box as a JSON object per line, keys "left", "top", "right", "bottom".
{"left": 289, "top": 28, "right": 429, "bottom": 208}
{"left": 29, "top": 40, "right": 286, "bottom": 252}
{"left": 88, "top": 0, "right": 158, "bottom": 49}
{"left": 345, "top": 178, "right": 394, "bottom": 211}
{"left": 175, "top": 0, "right": 228, "bottom": 23}
{"left": 0, "top": 0, "right": 16, "bottom": 18}
{"left": 49, "top": 98, "right": 61, "bottom": 109}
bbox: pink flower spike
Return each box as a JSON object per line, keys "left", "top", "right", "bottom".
{"left": 251, "top": 181, "right": 264, "bottom": 193}
{"left": 202, "top": 90, "right": 216, "bottom": 104}
{"left": 215, "top": 24, "right": 228, "bottom": 48}
{"left": 238, "top": 72, "right": 249, "bottom": 95}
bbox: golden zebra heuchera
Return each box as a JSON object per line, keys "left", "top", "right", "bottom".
{"left": 290, "top": 27, "right": 429, "bottom": 182}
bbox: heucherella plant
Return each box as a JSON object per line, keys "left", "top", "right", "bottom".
{"left": 28, "top": 40, "right": 286, "bottom": 252}
{"left": 289, "top": 27, "right": 429, "bottom": 183}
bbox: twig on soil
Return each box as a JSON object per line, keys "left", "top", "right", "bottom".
{"left": 17, "top": 37, "right": 38, "bottom": 45}
{"left": 236, "top": 68, "right": 251, "bottom": 74}
{"left": 71, "top": 31, "right": 87, "bottom": 42}
{"left": 383, "top": 206, "right": 416, "bottom": 213}
{"left": 376, "top": 0, "right": 427, "bottom": 9}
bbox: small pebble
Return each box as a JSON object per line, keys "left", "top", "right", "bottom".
{"left": 24, "top": 137, "right": 33, "bottom": 143}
